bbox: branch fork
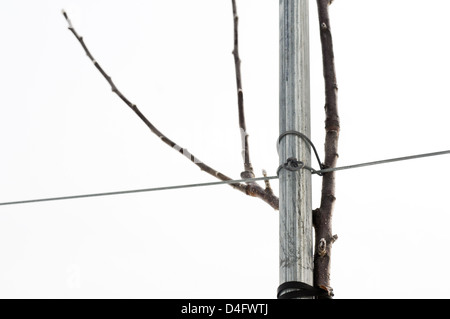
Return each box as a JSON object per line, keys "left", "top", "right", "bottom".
{"left": 62, "top": 2, "right": 278, "bottom": 210}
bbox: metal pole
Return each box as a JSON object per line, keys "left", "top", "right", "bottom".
{"left": 279, "top": 0, "right": 313, "bottom": 297}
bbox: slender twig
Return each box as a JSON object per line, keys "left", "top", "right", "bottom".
{"left": 313, "top": 0, "right": 340, "bottom": 297}
{"left": 231, "top": 0, "right": 254, "bottom": 179}
{"left": 262, "top": 169, "right": 274, "bottom": 196}
{"left": 61, "top": 10, "right": 279, "bottom": 210}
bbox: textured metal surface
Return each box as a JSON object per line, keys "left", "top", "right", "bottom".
{"left": 279, "top": 0, "right": 314, "bottom": 292}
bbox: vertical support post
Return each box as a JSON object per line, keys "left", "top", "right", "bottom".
{"left": 279, "top": 0, "right": 313, "bottom": 297}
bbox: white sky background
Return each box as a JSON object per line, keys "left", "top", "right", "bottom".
{"left": 0, "top": 0, "right": 449, "bottom": 299}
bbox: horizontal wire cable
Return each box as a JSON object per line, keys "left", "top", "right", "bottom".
{"left": 0, "top": 150, "right": 449, "bottom": 207}
{"left": 312, "top": 150, "right": 450, "bottom": 175}
{"left": 0, "top": 176, "right": 278, "bottom": 207}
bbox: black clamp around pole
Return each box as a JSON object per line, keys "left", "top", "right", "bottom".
{"left": 276, "top": 157, "right": 305, "bottom": 177}
{"left": 277, "top": 131, "right": 325, "bottom": 176}
{"left": 277, "top": 281, "right": 333, "bottom": 299}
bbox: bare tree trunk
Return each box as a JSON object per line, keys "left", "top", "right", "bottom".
{"left": 313, "top": 0, "right": 340, "bottom": 297}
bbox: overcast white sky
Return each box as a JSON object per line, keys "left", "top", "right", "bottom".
{"left": 0, "top": 0, "right": 449, "bottom": 299}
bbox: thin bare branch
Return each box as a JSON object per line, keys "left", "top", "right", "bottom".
{"left": 231, "top": 0, "right": 254, "bottom": 179}
{"left": 262, "top": 169, "right": 274, "bottom": 196}
{"left": 61, "top": 10, "right": 279, "bottom": 210}
{"left": 313, "top": 0, "right": 340, "bottom": 297}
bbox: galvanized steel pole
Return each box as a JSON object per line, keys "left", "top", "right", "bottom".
{"left": 279, "top": 0, "right": 313, "bottom": 297}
